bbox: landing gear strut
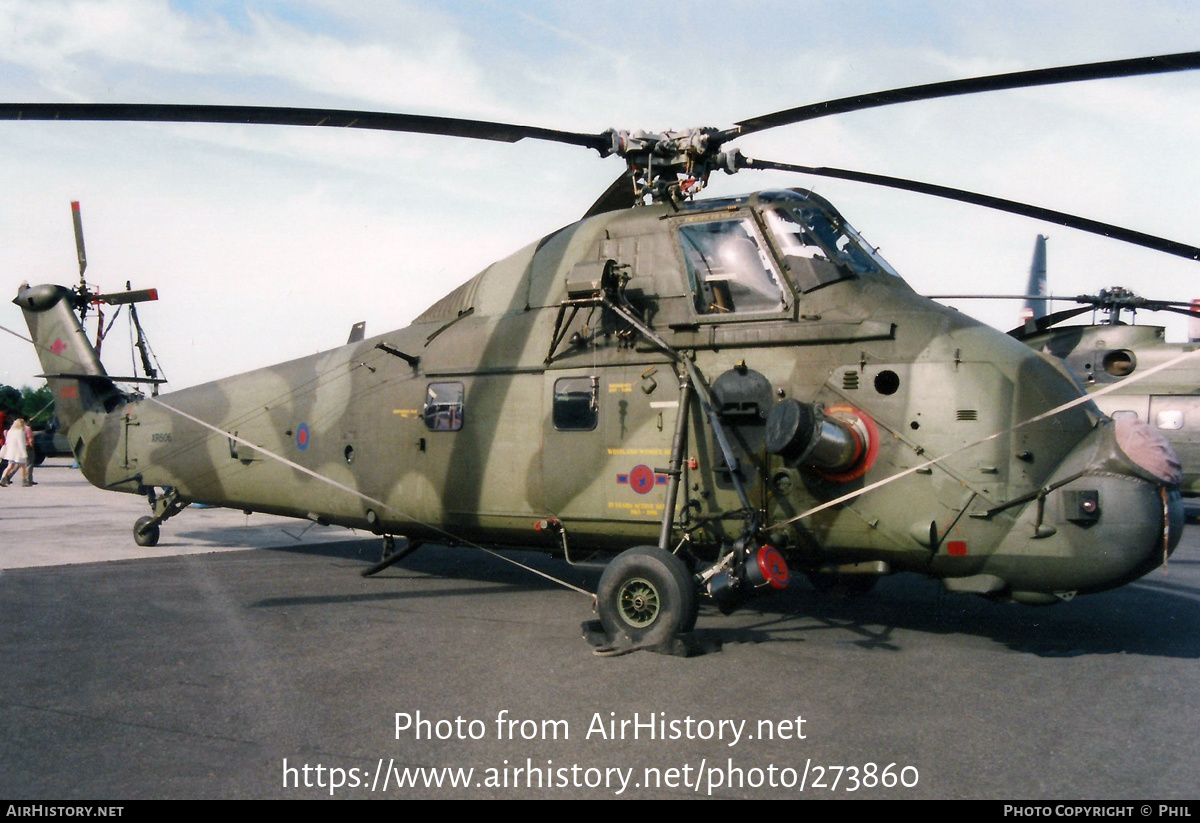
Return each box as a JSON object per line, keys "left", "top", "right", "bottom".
{"left": 579, "top": 287, "right": 790, "bottom": 655}
{"left": 361, "top": 536, "right": 423, "bottom": 577}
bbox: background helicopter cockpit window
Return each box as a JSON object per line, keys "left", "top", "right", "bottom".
{"left": 678, "top": 218, "right": 786, "bottom": 315}
{"left": 424, "top": 382, "right": 464, "bottom": 431}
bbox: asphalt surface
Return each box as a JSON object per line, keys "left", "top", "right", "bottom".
{"left": 2, "top": 461, "right": 1199, "bottom": 799}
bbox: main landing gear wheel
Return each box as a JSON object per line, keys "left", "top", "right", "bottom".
{"left": 806, "top": 572, "right": 878, "bottom": 597}
{"left": 133, "top": 516, "right": 160, "bottom": 548}
{"left": 597, "top": 546, "right": 698, "bottom": 647}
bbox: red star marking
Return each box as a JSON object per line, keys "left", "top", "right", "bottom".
{"left": 50, "top": 338, "right": 66, "bottom": 355}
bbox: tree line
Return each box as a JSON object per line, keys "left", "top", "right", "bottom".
{"left": 0, "top": 383, "right": 55, "bottom": 427}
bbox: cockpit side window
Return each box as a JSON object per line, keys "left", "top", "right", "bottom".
{"left": 677, "top": 218, "right": 785, "bottom": 315}
{"left": 764, "top": 208, "right": 845, "bottom": 292}
{"left": 765, "top": 205, "right": 899, "bottom": 291}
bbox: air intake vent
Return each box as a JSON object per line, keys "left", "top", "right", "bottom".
{"left": 842, "top": 371, "right": 859, "bottom": 390}
{"left": 957, "top": 409, "right": 978, "bottom": 421}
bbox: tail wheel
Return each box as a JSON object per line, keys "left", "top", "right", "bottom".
{"left": 598, "top": 546, "right": 698, "bottom": 645}
{"left": 133, "top": 516, "right": 160, "bottom": 547}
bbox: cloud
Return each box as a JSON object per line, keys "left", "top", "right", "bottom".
{"left": 0, "top": 0, "right": 492, "bottom": 113}
{"left": 2, "top": 1, "right": 1199, "bottom": 388}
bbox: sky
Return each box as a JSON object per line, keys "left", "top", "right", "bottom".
{"left": 1, "top": 0, "right": 1199, "bottom": 390}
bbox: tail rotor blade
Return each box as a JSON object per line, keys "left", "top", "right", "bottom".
{"left": 95, "top": 288, "right": 159, "bottom": 306}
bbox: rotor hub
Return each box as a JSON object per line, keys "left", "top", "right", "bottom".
{"left": 603, "top": 126, "right": 741, "bottom": 204}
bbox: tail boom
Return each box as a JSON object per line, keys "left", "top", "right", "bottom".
{"left": 14, "top": 282, "right": 126, "bottom": 463}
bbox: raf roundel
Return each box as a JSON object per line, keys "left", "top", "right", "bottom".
{"left": 628, "top": 464, "right": 657, "bottom": 495}
{"left": 296, "top": 422, "right": 310, "bottom": 451}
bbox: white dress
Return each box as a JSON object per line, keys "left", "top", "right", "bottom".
{"left": 1, "top": 425, "right": 29, "bottom": 464}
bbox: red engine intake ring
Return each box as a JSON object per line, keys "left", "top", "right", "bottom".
{"left": 815, "top": 405, "right": 879, "bottom": 483}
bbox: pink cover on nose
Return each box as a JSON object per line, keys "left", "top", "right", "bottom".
{"left": 1115, "top": 414, "right": 1183, "bottom": 485}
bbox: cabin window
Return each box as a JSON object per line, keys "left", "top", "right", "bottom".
{"left": 553, "top": 376, "right": 599, "bottom": 431}
{"left": 1155, "top": 409, "right": 1184, "bottom": 430}
{"left": 678, "top": 218, "right": 785, "bottom": 315}
{"left": 424, "top": 382, "right": 464, "bottom": 431}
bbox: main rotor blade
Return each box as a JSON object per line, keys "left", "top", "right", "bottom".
{"left": 71, "top": 200, "right": 86, "bottom": 276}
{"left": 1150, "top": 304, "right": 1200, "bottom": 320}
{"left": 741, "top": 157, "right": 1200, "bottom": 261}
{"left": 1007, "top": 305, "right": 1096, "bottom": 339}
{"left": 0, "top": 103, "right": 614, "bottom": 154}
{"left": 929, "top": 294, "right": 1050, "bottom": 300}
{"left": 931, "top": 293, "right": 1200, "bottom": 311}
{"left": 730, "top": 51, "right": 1200, "bottom": 138}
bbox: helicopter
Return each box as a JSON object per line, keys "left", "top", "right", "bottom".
{"left": 935, "top": 237, "right": 1200, "bottom": 505}
{"left": 7, "top": 51, "right": 1200, "bottom": 653}
{"left": 1012, "top": 286, "right": 1200, "bottom": 504}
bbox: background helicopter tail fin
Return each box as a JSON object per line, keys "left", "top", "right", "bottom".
{"left": 13, "top": 282, "right": 124, "bottom": 434}
{"left": 1020, "top": 235, "right": 1049, "bottom": 326}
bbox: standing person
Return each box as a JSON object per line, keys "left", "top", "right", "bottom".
{"left": 0, "top": 418, "right": 32, "bottom": 487}
{"left": 23, "top": 418, "right": 35, "bottom": 485}
{"left": 0, "top": 409, "right": 7, "bottom": 477}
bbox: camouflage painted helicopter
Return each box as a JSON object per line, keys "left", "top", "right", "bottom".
{"left": 1013, "top": 286, "right": 1200, "bottom": 501}
{"left": 936, "top": 238, "right": 1200, "bottom": 503}
{"left": 7, "top": 52, "right": 1200, "bottom": 651}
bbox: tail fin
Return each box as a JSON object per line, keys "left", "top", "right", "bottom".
{"left": 13, "top": 282, "right": 124, "bottom": 430}
{"left": 1020, "top": 235, "right": 1048, "bottom": 325}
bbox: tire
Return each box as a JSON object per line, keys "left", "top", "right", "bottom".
{"left": 133, "top": 516, "right": 160, "bottom": 548}
{"left": 806, "top": 572, "right": 878, "bottom": 597}
{"left": 597, "top": 546, "right": 697, "bottom": 645}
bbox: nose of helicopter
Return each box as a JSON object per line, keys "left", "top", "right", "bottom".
{"left": 985, "top": 416, "right": 1183, "bottom": 602}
